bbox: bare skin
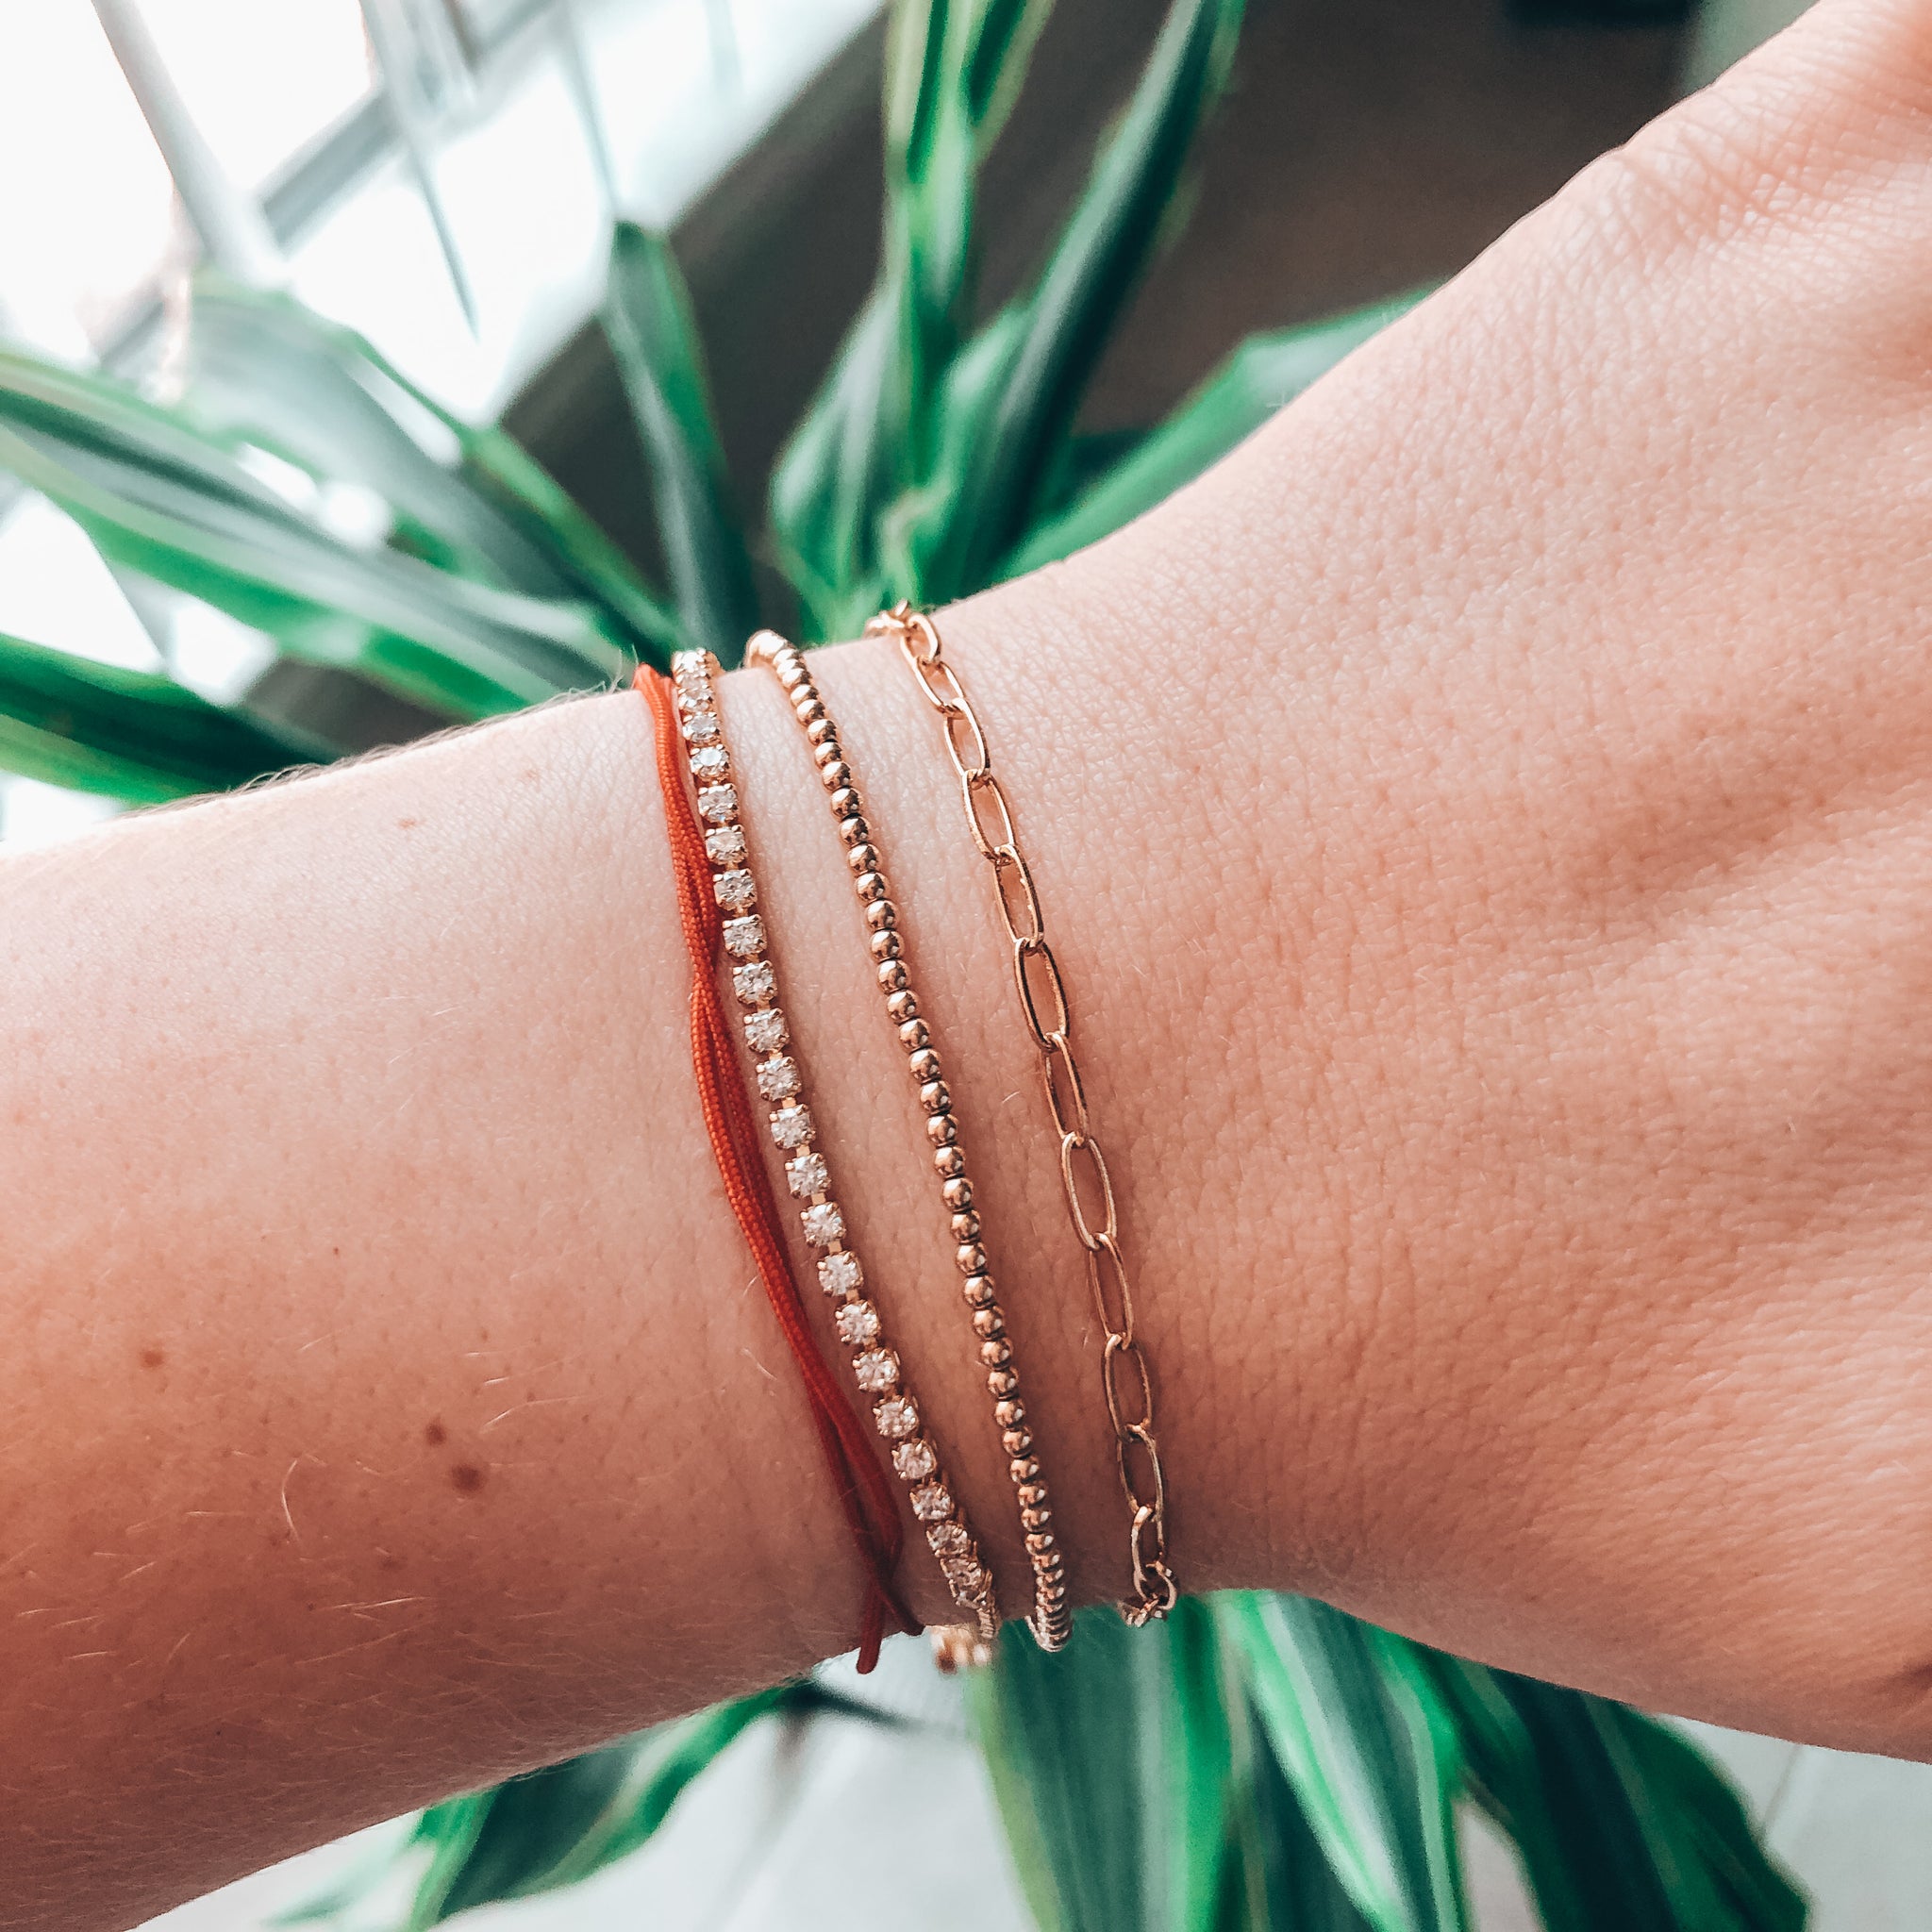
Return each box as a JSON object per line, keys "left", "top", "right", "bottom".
{"left": 10, "top": 0, "right": 1932, "bottom": 1920}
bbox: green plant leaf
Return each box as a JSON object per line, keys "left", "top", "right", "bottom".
{"left": 602, "top": 223, "right": 758, "bottom": 662}
{"left": 967, "top": 1600, "right": 1241, "bottom": 1932}
{"left": 1216, "top": 1595, "right": 1466, "bottom": 1932}
{"left": 189, "top": 281, "right": 573, "bottom": 592}
{"left": 0, "top": 349, "right": 634, "bottom": 720}
{"left": 1231, "top": 1683, "right": 1376, "bottom": 1931}
{"left": 769, "top": 0, "right": 1058, "bottom": 638}
{"left": 287, "top": 1688, "right": 799, "bottom": 1929}
{"left": 886, "top": 0, "right": 1247, "bottom": 607}
{"left": 1417, "top": 1652, "right": 1807, "bottom": 1930}
{"left": 400, "top": 1796, "right": 495, "bottom": 1932}
{"left": 187, "top": 279, "right": 678, "bottom": 661}
{"left": 1003, "top": 290, "right": 1428, "bottom": 577}
{"left": 0, "top": 628, "right": 315, "bottom": 802}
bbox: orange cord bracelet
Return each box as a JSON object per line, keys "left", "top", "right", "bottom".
{"left": 638, "top": 665, "right": 917, "bottom": 1670}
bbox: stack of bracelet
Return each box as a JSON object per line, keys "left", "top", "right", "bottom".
{"left": 669, "top": 649, "right": 999, "bottom": 1650}
{"left": 644, "top": 612, "right": 1181, "bottom": 1664}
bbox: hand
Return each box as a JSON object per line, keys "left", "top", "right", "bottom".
{"left": 899, "top": 0, "right": 1932, "bottom": 1759}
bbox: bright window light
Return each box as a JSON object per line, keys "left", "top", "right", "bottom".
{"left": 133, "top": 0, "right": 373, "bottom": 189}
{"left": 0, "top": 3, "right": 177, "bottom": 352}
{"left": 0, "top": 2, "right": 371, "bottom": 354}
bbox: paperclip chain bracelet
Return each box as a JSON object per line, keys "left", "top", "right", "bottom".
{"left": 747, "top": 631, "right": 1074, "bottom": 1652}
{"left": 671, "top": 649, "right": 1000, "bottom": 1642}
{"left": 870, "top": 604, "right": 1181, "bottom": 1627}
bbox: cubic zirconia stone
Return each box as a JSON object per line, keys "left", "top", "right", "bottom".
{"left": 786, "top": 1152, "right": 829, "bottom": 1198}
{"left": 927, "top": 1522, "right": 970, "bottom": 1557}
{"left": 756, "top": 1056, "right": 799, "bottom": 1102}
{"left": 698, "top": 785, "right": 738, "bottom": 824}
{"left": 690, "top": 746, "right": 730, "bottom": 784}
{"left": 705, "top": 824, "right": 746, "bottom": 864}
{"left": 942, "top": 1557, "right": 986, "bottom": 1594}
{"left": 909, "top": 1480, "right": 953, "bottom": 1522}
{"left": 853, "top": 1348, "right": 898, "bottom": 1392}
{"left": 743, "top": 1008, "right": 788, "bottom": 1054}
{"left": 675, "top": 671, "right": 712, "bottom": 708}
{"left": 732, "top": 960, "right": 775, "bottom": 1005}
{"left": 835, "top": 1300, "right": 879, "bottom": 1346}
{"left": 671, "top": 650, "right": 708, "bottom": 684}
{"left": 875, "top": 1395, "right": 919, "bottom": 1440}
{"left": 723, "top": 915, "right": 766, "bottom": 958}
{"left": 892, "top": 1439, "right": 936, "bottom": 1480}
{"left": 681, "top": 708, "right": 721, "bottom": 743}
{"left": 801, "top": 1202, "right": 844, "bottom": 1246}
{"left": 818, "top": 1250, "right": 862, "bottom": 1294}
{"left": 713, "top": 870, "right": 756, "bottom": 912}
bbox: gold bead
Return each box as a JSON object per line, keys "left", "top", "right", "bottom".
{"left": 1021, "top": 1506, "right": 1051, "bottom": 1530}
{"left": 971, "top": 1307, "right": 1004, "bottom": 1339}
{"left": 1009, "top": 1456, "right": 1040, "bottom": 1484}
{"left": 956, "top": 1241, "right": 987, "bottom": 1274}
{"left": 942, "top": 1176, "right": 973, "bottom": 1210}
{"left": 880, "top": 959, "right": 910, "bottom": 993}
{"left": 919, "top": 1079, "right": 950, "bottom": 1114}
{"left": 827, "top": 785, "right": 858, "bottom": 814}
{"left": 994, "top": 1398, "right": 1024, "bottom": 1427}
{"left": 855, "top": 871, "right": 889, "bottom": 902}
{"left": 1005, "top": 1427, "right": 1034, "bottom": 1457}
{"left": 951, "top": 1210, "right": 981, "bottom": 1242}
{"left": 806, "top": 715, "right": 838, "bottom": 746}
{"left": 812, "top": 738, "right": 843, "bottom": 767}
{"left": 927, "top": 1113, "right": 958, "bottom": 1146}
{"left": 865, "top": 899, "right": 896, "bottom": 931}
{"left": 846, "top": 843, "right": 880, "bottom": 873}
{"left": 871, "top": 930, "right": 903, "bottom": 961}
{"left": 989, "top": 1369, "right": 1020, "bottom": 1397}
{"left": 908, "top": 1048, "right": 941, "bottom": 1083}
{"left": 980, "top": 1338, "right": 1012, "bottom": 1368}
{"left": 933, "top": 1143, "right": 965, "bottom": 1177}
{"left": 1024, "top": 1531, "right": 1055, "bottom": 1556}
{"left": 888, "top": 990, "right": 920, "bottom": 1024}
{"left": 839, "top": 814, "right": 870, "bottom": 846}
{"left": 900, "top": 1018, "right": 930, "bottom": 1052}
{"left": 962, "top": 1274, "right": 996, "bottom": 1307}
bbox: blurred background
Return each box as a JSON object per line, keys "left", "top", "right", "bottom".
{"left": 8, "top": 1, "right": 1929, "bottom": 1927}
{"left": 0, "top": 0, "right": 1806, "bottom": 849}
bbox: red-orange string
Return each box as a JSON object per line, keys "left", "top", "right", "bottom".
{"left": 637, "top": 665, "right": 917, "bottom": 1671}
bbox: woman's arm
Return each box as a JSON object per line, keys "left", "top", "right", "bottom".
{"left": 12, "top": 0, "right": 1932, "bottom": 1918}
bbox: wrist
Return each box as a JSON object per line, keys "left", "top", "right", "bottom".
{"left": 713, "top": 581, "right": 1341, "bottom": 1632}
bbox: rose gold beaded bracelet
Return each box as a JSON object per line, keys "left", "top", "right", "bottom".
{"left": 869, "top": 603, "right": 1180, "bottom": 1628}
{"left": 671, "top": 648, "right": 1000, "bottom": 1647}
{"left": 747, "top": 630, "right": 1074, "bottom": 1653}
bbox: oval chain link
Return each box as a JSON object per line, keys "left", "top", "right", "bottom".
{"left": 871, "top": 600, "right": 1178, "bottom": 1626}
